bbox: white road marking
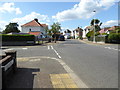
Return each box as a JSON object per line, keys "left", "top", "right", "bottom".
{"left": 22, "top": 48, "right": 28, "bottom": 50}
{"left": 18, "top": 56, "right": 88, "bottom": 88}
{"left": 48, "top": 46, "right": 50, "bottom": 50}
{"left": 51, "top": 46, "right": 62, "bottom": 59}
{"left": 105, "top": 47, "right": 108, "bottom": 48}
{"left": 113, "top": 48, "right": 118, "bottom": 50}
{"left": 29, "top": 59, "right": 41, "bottom": 62}
{"left": 51, "top": 45, "right": 53, "bottom": 49}
{"left": 104, "top": 47, "right": 119, "bottom": 51}
{"left": 107, "top": 47, "right": 111, "bottom": 49}
{"left": 41, "top": 56, "right": 88, "bottom": 88}
{"left": 5, "top": 48, "right": 28, "bottom": 50}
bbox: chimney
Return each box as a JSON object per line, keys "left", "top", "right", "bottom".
{"left": 34, "top": 18, "right": 38, "bottom": 22}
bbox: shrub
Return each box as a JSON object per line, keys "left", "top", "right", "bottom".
{"left": 102, "top": 33, "right": 108, "bottom": 35}
{"left": 86, "top": 30, "right": 94, "bottom": 38}
{"left": 1, "top": 34, "right": 35, "bottom": 41}
{"left": 108, "top": 33, "right": 120, "bottom": 43}
{"left": 77, "top": 36, "right": 83, "bottom": 40}
{"left": 95, "top": 31, "right": 100, "bottom": 36}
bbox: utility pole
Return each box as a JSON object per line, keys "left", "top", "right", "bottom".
{"left": 93, "top": 10, "right": 96, "bottom": 43}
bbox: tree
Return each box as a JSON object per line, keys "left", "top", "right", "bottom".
{"left": 90, "top": 19, "right": 102, "bottom": 32}
{"left": 3, "top": 23, "right": 20, "bottom": 34}
{"left": 50, "top": 22, "right": 61, "bottom": 43}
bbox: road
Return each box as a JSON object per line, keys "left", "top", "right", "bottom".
{"left": 8, "top": 39, "right": 118, "bottom": 88}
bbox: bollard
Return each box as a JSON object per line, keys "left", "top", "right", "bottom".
{"left": 5, "top": 50, "right": 17, "bottom": 73}
{"left": 1, "top": 55, "right": 12, "bottom": 89}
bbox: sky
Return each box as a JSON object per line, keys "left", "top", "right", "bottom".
{"left": 0, "top": 0, "right": 119, "bottom": 32}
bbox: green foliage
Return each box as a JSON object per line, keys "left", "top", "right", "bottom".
{"left": 95, "top": 31, "right": 100, "bottom": 36}
{"left": 86, "top": 30, "right": 94, "bottom": 38}
{"left": 110, "top": 27, "right": 120, "bottom": 34}
{"left": 69, "top": 36, "right": 73, "bottom": 39}
{"left": 108, "top": 33, "right": 120, "bottom": 43}
{"left": 91, "top": 19, "right": 100, "bottom": 26}
{"left": 47, "top": 29, "right": 52, "bottom": 36}
{"left": 1, "top": 34, "right": 35, "bottom": 41}
{"left": 102, "top": 33, "right": 108, "bottom": 35}
{"left": 90, "top": 19, "right": 102, "bottom": 32}
{"left": 50, "top": 22, "right": 61, "bottom": 43}
{"left": 51, "top": 22, "right": 61, "bottom": 34}
{"left": 3, "top": 23, "right": 20, "bottom": 34}
{"left": 77, "top": 36, "right": 83, "bottom": 39}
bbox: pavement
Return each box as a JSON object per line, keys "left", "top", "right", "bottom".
{"left": 79, "top": 39, "right": 119, "bottom": 46}
{"left": 6, "top": 56, "right": 79, "bottom": 88}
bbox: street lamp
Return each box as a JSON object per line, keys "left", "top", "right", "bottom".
{"left": 93, "top": 10, "right": 96, "bottom": 43}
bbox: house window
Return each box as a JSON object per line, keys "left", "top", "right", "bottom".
{"left": 29, "top": 29, "right": 31, "bottom": 32}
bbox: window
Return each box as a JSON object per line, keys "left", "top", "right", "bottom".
{"left": 29, "top": 29, "right": 31, "bottom": 32}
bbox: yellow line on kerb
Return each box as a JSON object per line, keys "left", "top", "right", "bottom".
{"left": 50, "top": 74, "right": 78, "bottom": 88}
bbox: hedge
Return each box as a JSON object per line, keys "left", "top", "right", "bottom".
{"left": 108, "top": 33, "right": 120, "bottom": 43}
{"left": 87, "top": 33, "right": 120, "bottom": 43}
{"left": 1, "top": 34, "right": 35, "bottom": 41}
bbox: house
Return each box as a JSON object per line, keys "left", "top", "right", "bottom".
{"left": 73, "top": 27, "right": 83, "bottom": 39}
{"left": 99, "top": 26, "right": 120, "bottom": 34}
{"left": 99, "top": 28, "right": 109, "bottom": 34}
{"left": 63, "top": 29, "right": 72, "bottom": 39}
{"left": 7, "top": 32, "right": 29, "bottom": 35}
{"left": 21, "top": 19, "right": 48, "bottom": 36}
{"left": 82, "top": 26, "right": 94, "bottom": 38}
{"left": 105, "top": 26, "right": 120, "bottom": 34}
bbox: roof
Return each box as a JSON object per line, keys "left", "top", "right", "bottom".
{"left": 85, "top": 26, "right": 94, "bottom": 31}
{"left": 107, "top": 26, "right": 120, "bottom": 31}
{"left": 21, "top": 19, "right": 43, "bottom": 27}
{"left": 29, "top": 31, "right": 41, "bottom": 36}
{"left": 74, "top": 27, "right": 83, "bottom": 31}
{"left": 41, "top": 24, "right": 48, "bottom": 27}
{"left": 99, "top": 28, "right": 108, "bottom": 34}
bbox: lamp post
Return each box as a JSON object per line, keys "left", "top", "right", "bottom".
{"left": 93, "top": 10, "right": 96, "bottom": 43}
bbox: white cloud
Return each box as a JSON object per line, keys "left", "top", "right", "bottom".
{"left": 0, "top": 3, "right": 22, "bottom": 14}
{"left": 102, "top": 20, "right": 118, "bottom": 27}
{"left": 0, "top": 21, "right": 9, "bottom": 31}
{"left": 52, "top": 0, "right": 117, "bottom": 22}
{"left": 11, "top": 12, "right": 50, "bottom": 30}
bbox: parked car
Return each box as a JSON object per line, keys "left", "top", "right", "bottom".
{"left": 58, "top": 35, "right": 65, "bottom": 41}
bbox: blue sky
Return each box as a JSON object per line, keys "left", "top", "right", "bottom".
{"left": 0, "top": 0, "right": 119, "bottom": 32}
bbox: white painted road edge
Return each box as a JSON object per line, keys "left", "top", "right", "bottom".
{"left": 104, "top": 47, "right": 120, "bottom": 51}
{"left": 51, "top": 45, "right": 62, "bottom": 59}
{"left": 42, "top": 56, "right": 88, "bottom": 88}
{"left": 18, "top": 56, "right": 89, "bottom": 88}
{"left": 48, "top": 46, "right": 50, "bottom": 50}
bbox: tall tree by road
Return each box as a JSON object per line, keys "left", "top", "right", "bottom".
{"left": 3, "top": 23, "right": 20, "bottom": 34}
{"left": 51, "top": 22, "right": 61, "bottom": 43}
{"left": 90, "top": 19, "right": 102, "bottom": 32}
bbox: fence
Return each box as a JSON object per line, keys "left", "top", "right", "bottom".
{"left": 88, "top": 35, "right": 108, "bottom": 43}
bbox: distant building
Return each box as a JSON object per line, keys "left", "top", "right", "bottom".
{"left": 21, "top": 19, "right": 48, "bottom": 36}
{"left": 83, "top": 26, "right": 93, "bottom": 38}
{"left": 105, "top": 26, "right": 120, "bottom": 34}
{"left": 99, "top": 28, "right": 109, "bottom": 34}
{"left": 73, "top": 27, "right": 83, "bottom": 39}
{"left": 99, "top": 26, "right": 120, "bottom": 34}
{"left": 7, "top": 32, "right": 29, "bottom": 35}
{"left": 63, "top": 29, "right": 72, "bottom": 39}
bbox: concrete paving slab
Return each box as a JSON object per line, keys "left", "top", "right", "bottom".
{"left": 6, "top": 56, "right": 79, "bottom": 88}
